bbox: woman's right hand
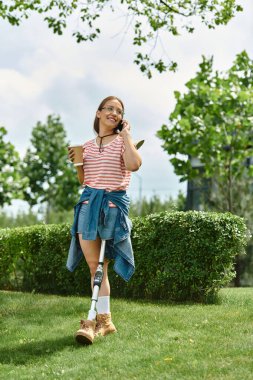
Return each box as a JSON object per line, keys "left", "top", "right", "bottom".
{"left": 68, "top": 147, "right": 75, "bottom": 162}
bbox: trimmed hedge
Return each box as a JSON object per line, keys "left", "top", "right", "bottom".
{"left": 0, "top": 211, "right": 250, "bottom": 302}
{"left": 0, "top": 224, "right": 89, "bottom": 296}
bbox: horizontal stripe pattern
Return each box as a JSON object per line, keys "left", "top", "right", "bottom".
{"left": 83, "top": 136, "right": 131, "bottom": 191}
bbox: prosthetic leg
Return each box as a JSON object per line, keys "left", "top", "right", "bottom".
{"left": 75, "top": 240, "right": 106, "bottom": 345}
{"left": 87, "top": 239, "right": 106, "bottom": 321}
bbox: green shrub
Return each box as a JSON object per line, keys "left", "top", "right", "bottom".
{"left": 0, "top": 211, "right": 250, "bottom": 302}
{"left": 112, "top": 211, "right": 250, "bottom": 302}
{"left": 0, "top": 224, "right": 90, "bottom": 295}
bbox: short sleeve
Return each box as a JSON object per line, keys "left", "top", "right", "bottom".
{"left": 83, "top": 139, "right": 93, "bottom": 159}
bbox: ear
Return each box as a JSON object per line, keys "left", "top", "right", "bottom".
{"left": 96, "top": 110, "right": 101, "bottom": 119}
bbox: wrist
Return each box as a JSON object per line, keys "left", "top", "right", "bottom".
{"left": 122, "top": 131, "right": 133, "bottom": 142}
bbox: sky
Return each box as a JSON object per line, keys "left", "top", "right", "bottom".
{"left": 1, "top": 0, "right": 253, "bottom": 214}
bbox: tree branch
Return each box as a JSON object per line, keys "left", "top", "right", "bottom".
{"left": 160, "top": 0, "right": 195, "bottom": 17}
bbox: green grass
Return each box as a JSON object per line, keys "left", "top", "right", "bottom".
{"left": 0, "top": 289, "right": 252, "bottom": 380}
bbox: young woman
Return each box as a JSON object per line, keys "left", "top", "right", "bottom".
{"left": 67, "top": 96, "right": 142, "bottom": 345}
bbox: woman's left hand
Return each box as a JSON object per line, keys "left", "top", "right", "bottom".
{"left": 119, "top": 120, "right": 131, "bottom": 136}
{"left": 120, "top": 119, "right": 142, "bottom": 171}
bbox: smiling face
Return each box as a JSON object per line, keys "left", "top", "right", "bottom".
{"left": 96, "top": 99, "right": 124, "bottom": 131}
{"left": 93, "top": 96, "right": 125, "bottom": 134}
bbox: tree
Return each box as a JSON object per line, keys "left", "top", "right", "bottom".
{"left": 0, "top": 0, "right": 243, "bottom": 78}
{"left": 157, "top": 50, "right": 253, "bottom": 285}
{"left": 22, "top": 115, "right": 80, "bottom": 220}
{"left": 0, "top": 126, "right": 25, "bottom": 207}
{"left": 157, "top": 50, "right": 253, "bottom": 214}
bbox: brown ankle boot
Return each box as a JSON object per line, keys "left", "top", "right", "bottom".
{"left": 95, "top": 313, "right": 117, "bottom": 337}
{"left": 75, "top": 319, "right": 96, "bottom": 345}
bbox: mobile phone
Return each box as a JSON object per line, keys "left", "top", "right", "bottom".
{"left": 114, "top": 120, "right": 124, "bottom": 133}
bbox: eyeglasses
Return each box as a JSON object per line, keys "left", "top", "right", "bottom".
{"left": 101, "top": 106, "right": 124, "bottom": 116}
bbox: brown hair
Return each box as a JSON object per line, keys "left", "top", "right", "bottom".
{"left": 93, "top": 96, "right": 125, "bottom": 134}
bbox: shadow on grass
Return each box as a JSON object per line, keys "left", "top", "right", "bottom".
{"left": 0, "top": 335, "right": 90, "bottom": 365}
{"left": 115, "top": 297, "right": 217, "bottom": 308}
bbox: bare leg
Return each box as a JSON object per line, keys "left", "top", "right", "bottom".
{"left": 78, "top": 234, "right": 110, "bottom": 296}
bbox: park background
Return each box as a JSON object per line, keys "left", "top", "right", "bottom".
{"left": 0, "top": 0, "right": 253, "bottom": 285}
{"left": 0, "top": 2, "right": 253, "bottom": 379}
{"left": 1, "top": 0, "right": 252, "bottom": 208}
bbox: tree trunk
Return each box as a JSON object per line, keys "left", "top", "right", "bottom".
{"left": 233, "top": 256, "right": 242, "bottom": 287}
{"left": 45, "top": 202, "right": 50, "bottom": 224}
{"left": 227, "top": 160, "right": 242, "bottom": 287}
{"left": 227, "top": 161, "right": 233, "bottom": 213}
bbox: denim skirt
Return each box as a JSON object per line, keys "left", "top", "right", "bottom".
{"left": 77, "top": 203, "right": 118, "bottom": 240}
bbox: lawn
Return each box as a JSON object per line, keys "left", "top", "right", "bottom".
{"left": 0, "top": 288, "right": 252, "bottom": 380}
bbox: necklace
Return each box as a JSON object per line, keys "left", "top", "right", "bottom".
{"left": 97, "top": 132, "right": 116, "bottom": 153}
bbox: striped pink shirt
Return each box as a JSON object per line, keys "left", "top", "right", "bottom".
{"left": 82, "top": 135, "right": 131, "bottom": 192}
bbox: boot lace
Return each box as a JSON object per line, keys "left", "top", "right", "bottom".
{"left": 80, "top": 320, "right": 93, "bottom": 329}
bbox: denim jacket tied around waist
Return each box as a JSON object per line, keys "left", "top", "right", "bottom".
{"left": 66, "top": 186, "right": 135, "bottom": 282}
